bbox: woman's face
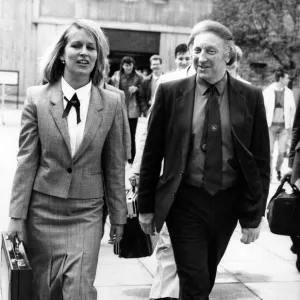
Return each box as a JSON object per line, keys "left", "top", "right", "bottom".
{"left": 123, "top": 63, "right": 134, "bottom": 75}
{"left": 61, "top": 28, "right": 98, "bottom": 85}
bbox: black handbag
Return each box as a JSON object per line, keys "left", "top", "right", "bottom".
{"left": 0, "top": 233, "right": 32, "bottom": 300}
{"left": 114, "top": 186, "right": 154, "bottom": 258}
{"left": 267, "top": 177, "right": 300, "bottom": 236}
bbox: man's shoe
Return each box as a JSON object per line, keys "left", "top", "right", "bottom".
{"left": 277, "top": 171, "right": 282, "bottom": 181}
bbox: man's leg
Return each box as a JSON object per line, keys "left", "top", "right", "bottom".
{"left": 149, "top": 223, "right": 179, "bottom": 299}
{"left": 207, "top": 189, "right": 239, "bottom": 291}
{"left": 167, "top": 183, "right": 211, "bottom": 300}
{"left": 290, "top": 235, "right": 300, "bottom": 272}
{"left": 268, "top": 126, "right": 277, "bottom": 178}
{"left": 276, "top": 127, "right": 289, "bottom": 174}
{"left": 166, "top": 183, "right": 239, "bottom": 300}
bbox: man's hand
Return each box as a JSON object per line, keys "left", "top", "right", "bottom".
{"left": 139, "top": 213, "right": 155, "bottom": 235}
{"left": 240, "top": 219, "right": 262, "bottom": 244}
{"left": 108, "top": 224, "right": 124, "bottom": 244}
{"left": 142, "top": 110, "right": 148, "bottom": 118}
{"left": 7, "top": 218, "right": 24, "bottom": 241}
{"left": 282, "top": 168, "right": 292, "bottom": 183}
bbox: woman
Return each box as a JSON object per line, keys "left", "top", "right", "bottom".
{"left": 7, "top": 19, "right": 127, "bottom": 300}
{"left": 285, "top": 101, "right": 300, "bottom": 273}
{"left": 111, "top": 56, "right": 147, "bottom": 164}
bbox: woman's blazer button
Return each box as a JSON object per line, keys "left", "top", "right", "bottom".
{"left": 67, "top": 167, "right": 72, "bottom": 173}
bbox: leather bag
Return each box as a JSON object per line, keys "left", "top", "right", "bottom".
{"left": 114, "top": 186, "right": 154, "bottom": 258}
{"left": 267, "top": 177, "right": 300, "bottom": 236}
{"left": 0, "top": 233, "right": 32, "bottom": 300}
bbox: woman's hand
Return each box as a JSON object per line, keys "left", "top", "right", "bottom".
{"left": 7, "top": 218, "right": 24, "bottom": 241}
{"left": 129, "top": 174, "right": 139, "bottom": 187}
{"left": 108, "top": 224, "right": 124, "bottom": 244}
{"left": 128, "top": 86, "right": 138, "bottom": 95}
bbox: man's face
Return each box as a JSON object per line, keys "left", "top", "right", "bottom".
{"left": 192, "top": 32, "right": 229, "bottom": 84}
{"left": 175, "top": 52, "right": 191, "bottom": 70}
{"left": 123, "top": 63, "right": 134, "bottom": 75}
{"left": 150, "top": 59, "right": 162, "bottom": 76}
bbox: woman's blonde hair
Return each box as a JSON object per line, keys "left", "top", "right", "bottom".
{"left": 42, "top": 19, "right": 109, "bottom": 86}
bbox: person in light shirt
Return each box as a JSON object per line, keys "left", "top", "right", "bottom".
{"left": 129, "top": 44, "right": 195, "bottom": 300}
{"left": 7, "top": 19, "right": 127, "bottom": 300}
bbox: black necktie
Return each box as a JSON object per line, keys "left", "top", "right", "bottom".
{"left": 201, "top": 85, "right": 222, "bottom": 195}
{"left": 62, "top": 93, "right": 81, "bottom": 124}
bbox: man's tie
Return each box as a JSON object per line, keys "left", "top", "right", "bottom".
{"left": 201, "top": 85, "right": 222, "bottom": 195}
{"left": 62, "top": 93, "right": 81, "bottom": 124}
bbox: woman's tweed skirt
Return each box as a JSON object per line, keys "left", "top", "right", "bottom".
{"left": 25, "top": 190, "right": 104, "bottom": 300}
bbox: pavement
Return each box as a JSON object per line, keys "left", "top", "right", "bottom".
{"left": 0, "top": 102, "right": 300, "bottom": 299}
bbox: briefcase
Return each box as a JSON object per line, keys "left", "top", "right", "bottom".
{"left": 0, "top": 233, "right": 32, "bottom": 300}
{"left": 114, "top": 186, "right": 154, "bottom": 258}
{"left": 267, "top": 178, "right": 300, "bottom": 236}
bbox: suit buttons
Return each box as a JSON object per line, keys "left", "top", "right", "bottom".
{"left": 180, "top": 173, "right": 183, "bottom": 176}
{"left": 67, "top": 167, "right": 72, "bottom": 173}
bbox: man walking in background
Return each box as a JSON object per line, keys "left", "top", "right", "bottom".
{"left": 263, "top": 69, "right": 295, "bottom": 180}
{"left": 139, "top": 55, "right": 163, "bottom": 112}
{"left": 138, "top": 20, "right": 270, "bottom": 299}
{"left": 159, "top": 43, "right": 193, "bottom": 84}
{"left": 226, "top": 45, "right": 251, "bottom": 84}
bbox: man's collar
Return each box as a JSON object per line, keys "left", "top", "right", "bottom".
{"left": 197, "top": 73, "right": 227, "bottom": 95}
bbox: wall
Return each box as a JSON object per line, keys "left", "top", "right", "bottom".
{"left": 0, "top": 0, "right": 213, "bottom": 99}
{"left": 0, "top": 0, "right": 37, "bottom": 98}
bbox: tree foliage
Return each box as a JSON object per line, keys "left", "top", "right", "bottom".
{"left": 210, "top": 0, "right": 300, "bottom": 82}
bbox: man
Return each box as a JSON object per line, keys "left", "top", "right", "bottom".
{"left": 139, "top": 55, "right": 163, "bottom": 111}
{"left": 131, "top": 46, "right": 194, "bottom": 300}
{"left": 226, "top": 45, "right": 251, "bottom": 84}
{"left": 174, "top": 43, "right": 191, "bottom": 71}
{"left": 158, "top": 44, "right": 192, "bottom": 84}
{"left": 263, "top": 69, "right": 295, "bottom": 180}
{"left": 138, "top": 20, "right": 270, "bottom": 299}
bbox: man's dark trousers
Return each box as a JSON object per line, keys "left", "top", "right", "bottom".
{"left": 166, "top": 182, "right": 240, "bottom": 300}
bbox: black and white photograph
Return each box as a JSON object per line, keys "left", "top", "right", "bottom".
{"left": 0, "top": 0, "right": 300, "bottom": 299}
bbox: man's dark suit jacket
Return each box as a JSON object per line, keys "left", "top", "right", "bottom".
{"left": 289, "top": 102, "right": 300, "bottom": 184}
{"left": 139, "top": 74, "right": 154, "bottom": 109}
{"left": 138, "top": 73, "right": 270, "bottom": 232}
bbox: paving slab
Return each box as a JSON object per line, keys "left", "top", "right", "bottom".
{"left": 221, "top": 260, "right": 300, "bottom": 283}
{"left": 94, "top": 261, "right": 153, "bottom": 287}
{"left": 96, "top": 286, "right": 151, "bottom": 300}
{"left": 210, "top": 283, "right": 260, "bottom": 300}
{"left": 245, "top": 282, "right": 300, "bottom": 300}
